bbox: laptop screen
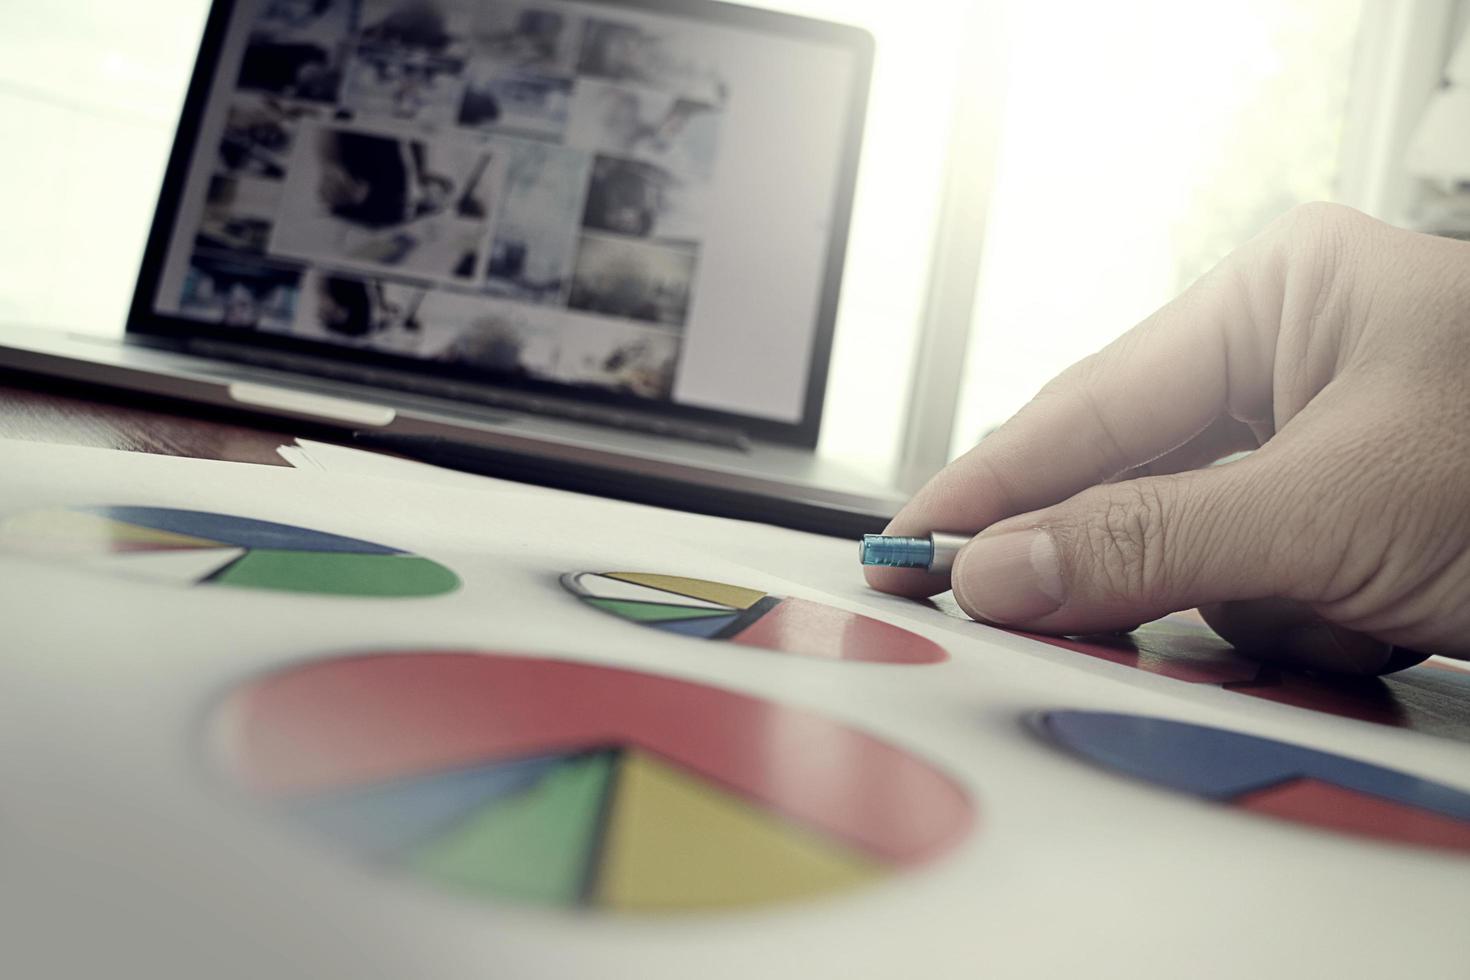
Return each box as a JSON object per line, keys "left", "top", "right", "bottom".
{"left": 134, "top": 0, "right": 872, "bottom": 445}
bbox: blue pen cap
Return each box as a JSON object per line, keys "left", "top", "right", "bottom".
{"left": 859, "top": 534, "right": 935, "bottom": 568}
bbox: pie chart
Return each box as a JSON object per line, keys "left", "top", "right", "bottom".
{"left": 562, "top": 572, "right": 947, "bottom": 664}
{"left": 0, "top": 506, "right": 459, "bottom": 597}
{"left": 1036, "top": 711, "right": 1470, "bottom": 853}
{"left": 213, "top": 652, "right": 974, "bottom": 912}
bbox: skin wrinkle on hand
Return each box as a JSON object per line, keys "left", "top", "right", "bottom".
{"left": 868, "top": 203, "right": 1470, "bottom": 673}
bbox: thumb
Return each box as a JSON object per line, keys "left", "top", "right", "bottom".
{"left": 950, "top": 461, "right": 1285, "bottom": 635}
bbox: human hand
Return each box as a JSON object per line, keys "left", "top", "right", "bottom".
{"left": 867, "top": 204, "right": 1470, "bottom": 674}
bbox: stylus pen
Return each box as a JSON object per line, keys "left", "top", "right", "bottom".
{"left": 858, "top": 532, "right": 971, "bottom": 574}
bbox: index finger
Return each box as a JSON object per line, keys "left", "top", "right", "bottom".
{"left": 866, "top": 235, "right": 1280, "bottom": 598}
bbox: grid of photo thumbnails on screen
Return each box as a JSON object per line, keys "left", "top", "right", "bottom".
{"left": 160, "top": 0, "right": 853, "bottom": 415}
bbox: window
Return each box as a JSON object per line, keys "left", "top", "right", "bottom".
{"left": 949, "top": 0, "right": 1367, "bottom": 457}
{"left": 0, "top": 1, "right": 211, "bottom": 334}
{"left": 756, "top": 0, "right": 970, "bottom": 471}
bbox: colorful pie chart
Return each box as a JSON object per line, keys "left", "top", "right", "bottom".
{"left": 1036, "top": 711, "right": 1470, "bottom": 853}
{"left": 213, "top": 652, "right": 974, "bottom": 912}
{"left": 0, "top": 506, "right": 458, "bottom": 597}
{"left": 562, "top": 572, "right": 947, "bottom": 664}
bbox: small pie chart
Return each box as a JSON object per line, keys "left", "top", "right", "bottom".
{"left": 213, "top": 652, "right": 974, "bottom": 912}
{"left": 0, "top": 506, "right": 459, "bottom": 598}
{"left": 1036, "top": 711, "right": 1470, "bottom": 853}
{"left": 562, "top": 572, "right": 947, "bottom": 664}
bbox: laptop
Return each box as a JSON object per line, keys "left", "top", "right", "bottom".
{"left": 0, "top": 0, "right": 901, "bottom": 536}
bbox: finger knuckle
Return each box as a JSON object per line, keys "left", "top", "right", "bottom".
{"left": 1077, "top": 481, "right": 1172, "bottom": 600}
{"left": 1271, "top": 201, "right": 1362, "bottom": 243}
{"left": 1261, "top": 202, "right": 1361, "bottom": 280}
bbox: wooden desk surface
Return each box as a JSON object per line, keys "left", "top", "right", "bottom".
{"left": 0, "top": 376, "right": 298, "bottom": 466}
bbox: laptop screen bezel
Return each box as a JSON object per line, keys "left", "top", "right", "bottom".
{"left": 126, "top": 0, "right": 874, "bottom": 448}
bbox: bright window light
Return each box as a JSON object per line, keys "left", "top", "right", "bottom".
{"left": 756, "top": 0, "right": 969, "bottom": 471}
{"left": 0, "top": 1, "right": 211, "bottom": 335}
{"left": 951, "top": 0, "right": 1365, "bottom": 458}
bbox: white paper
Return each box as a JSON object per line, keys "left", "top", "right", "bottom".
{"left": 1, "top": 439, "right": 1467, "bottom": 980}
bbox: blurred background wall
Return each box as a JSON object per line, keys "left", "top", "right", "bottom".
{"left": 1, "top": 1, "right": 1466, "bottom": 484}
